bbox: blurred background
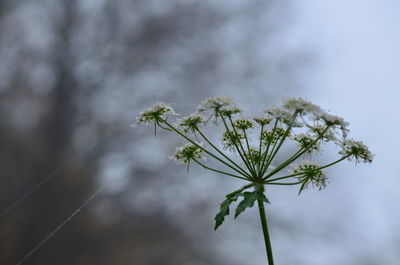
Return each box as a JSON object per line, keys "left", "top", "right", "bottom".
{"left": 0, "top": 0, "right": 398, "bottom": 264}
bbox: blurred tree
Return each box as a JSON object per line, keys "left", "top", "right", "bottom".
{"left": 0, "top": 0, "right": 304, "bottom": 264}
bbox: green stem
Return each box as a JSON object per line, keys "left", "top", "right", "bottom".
{"left": 261, "top": 136, "right": 280, "bottom": 175}
{"left": 257, "top": 197, "right": 274, "bottom": 265}
{"left": 163, "top": 120, "right": 252, "bottom": 179}
{"left": 229, "top": 116, "right": 257, "bottom": 175}
{"left": 192, "top": 158, "right": 249, "bottom": 181}
{"left": 226, "top": 116, "right": 250, "bottom": 159}
{"left": 243, "top": 128, "right": 257, "bottom": 173}
{"left": 259, "top": 118, "right": 279, "bottom": 176}
{"left": 264, "top": 155, "right": 349, "bottom": 183}
{"left": 219, "top": 114, "right": 256, "bottom": 177}
{"left": 264, "top": 181, "right": 303, "bottom": 186}
{"left": 257, "top": 124, "right": 264, "bottom": 174}
{"left": 261, "top": 112, "right": 298, "bottom": 177}
{"left": 227, "top": 116, "right": 256, "bottom": 175}
{"left": 196, "top": 129, "right": 251, "bottom": 178}
{"left": 263, "top": 126, "right": 330, "bottom": 180}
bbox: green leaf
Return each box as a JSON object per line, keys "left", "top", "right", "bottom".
{"left": 234, "top": 191, "right": 270, "bottom": 219}
{"left": 214, "top": 192, "right": 241, "bottom": 230}
{"left": 256, "top": 191, "right": 270, "bottom": 204}
{"left": 214, "top": 184, "right": 256, "bottom": 230}
{"left": 214, "top": 204, "right": 229, "bottom": 230}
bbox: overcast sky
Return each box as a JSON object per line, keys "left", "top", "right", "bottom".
{"left": 286, "top": 1, "right": 400, "bottom": 264}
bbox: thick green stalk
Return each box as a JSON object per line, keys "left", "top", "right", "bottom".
{"left": 257, "top": 197, "right": 274, "bottom": 265}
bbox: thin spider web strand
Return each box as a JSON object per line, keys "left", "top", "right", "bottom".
{"left": 15, "top": 187, "right": 104, "bottom": 265}
{"left": 6, "top": 103, "right": 197, "bottom": 262}
{"left": 14, "top": 158, "right": 136, "bottom": 265}
{"left": 0, "top": 125, "right": 131, "bottom": 221}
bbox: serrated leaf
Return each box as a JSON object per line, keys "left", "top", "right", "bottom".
{"left": 234, "top": 191, "right": 270, "bottom": 219}
{"left": 214, "top": 191, "right": 241, "bottom": 230}
{"left": 214, "top": 204, "right": 229, "bottom": 230}
{"left": 234, "top": 192, "right": 257, "bottom": 218}
{"left": 214, "top": 185, "right": 256, "bottom": 230}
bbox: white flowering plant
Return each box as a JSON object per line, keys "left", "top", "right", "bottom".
{"left": 136, "top": 97, "right": 373, "bottom": 265}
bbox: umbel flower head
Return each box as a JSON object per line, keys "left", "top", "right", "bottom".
{"left": 136, "top": 96, "right": 373, "bottom": 226}
{"left": 264, "top": 106, "right": 291, "bottom": 121}
{"left": 283, "top": 98, "right": 322, "bottom": 115}
{"left": 197, "top": 96, "right": 242, "bottom": 121}
{"left": 221, "top": 129, "right": 244, "bottom": 151}
{"left": 234, "top": 119, "right": 254, "bottom": 130}
{"left": 318, "top": 113, "right": 350, "bottom": 138}
{"left": 253, "top": 116, "right": 272, "bottom": 126}
{"left": 197, "top": 96, "right": 235, "bottom": 112}
{"left": 171, "top": 143, "right": 205, "bottom": 165}
{"left": 177, "top": 113, "right": 205, "bottom": 133}
{"left": 136, "top": 96, "right": 373, "bottom": 264}
{"left": 294, "top": 133, "right": 320, "bottom": 155}
{"left": 136, "top": 102, "right": 177, "bottom": 124}
{"left": 291, "top": 162, "right": 328, "bottom": 193}
{"left": 339, "top": 139, "right": 374, "bottom": 163}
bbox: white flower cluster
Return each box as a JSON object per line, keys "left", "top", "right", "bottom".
{"left": 339, "top": 139, "right": 373, "bottom": 163}
{"left": 171, "top": 143, "right": 206, "bottom": 165}
{"left": 283, "top": 98, "right": 322, "bottom": 115}
{"left": 177, "top": 113, "right": 205, "bottom": 133}
{"left": 253, "top": 116, "right": 272, "bottom": 126}
{"left": 317, "top": 113, "right": 350, "bottom": 138}
{"left": 308, "top": 124, "right": 336, "bottom": 142}
{"left": 234, "top": 119, "right": 254, "bottom": 130}
{"left": 136, "top": 97, "right": 373, "bottom": 190}
{"left": 292, "top": 162, "right": 328, "bottom": 191}
{"left": 260, "top": 127, "right": 287, "bottom": 144}
{"left": 264, "top": 106, "right": 291, "bottom": 121}
{"left": 197, "top": 96, "right": 236, "bottom": 112}
{"left": 293, "top": 133, "right": 320, "bottom": 155}
{"left": 136, "top": 102, "right": 177, "bottom": 124}
{"left": 221, "top": 130, "right": 244, "bottom": 151}
{"left": 279, "top": 98, "right": 351, "bottom": 140}
{"left": 196, "top": 96, "right": 243, "bottom": 122}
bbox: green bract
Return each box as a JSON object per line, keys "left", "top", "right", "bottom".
{"left": 136, "top": 97, "right": 373, "bottom": 265}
